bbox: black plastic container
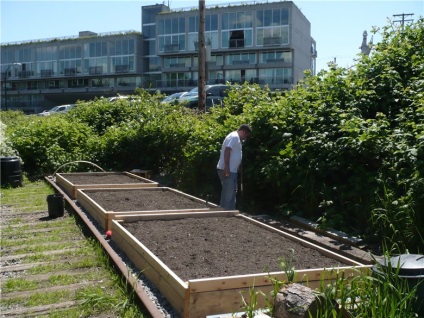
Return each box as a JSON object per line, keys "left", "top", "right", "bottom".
{"left": 47, "top": 193, "right": 64, "bottom": 218}
{"left": 1, "top": 156, "right": 23, "bottom": 188}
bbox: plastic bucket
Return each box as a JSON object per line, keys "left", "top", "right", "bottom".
{"left": 1, "top": 156, "right": 23, "bottom": 188}
{"left": 373, "top": 254, "right": 424, "bottom": 315}
{"left": 47, "top": 194, "right": 64, "bottom": 218}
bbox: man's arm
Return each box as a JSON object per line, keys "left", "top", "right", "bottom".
{"left": 223, "top": 147, "right": 232, "bottom": 176}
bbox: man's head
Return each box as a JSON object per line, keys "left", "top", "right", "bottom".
{"left": 238, "top": 124, "right": 251, "bottom": 141}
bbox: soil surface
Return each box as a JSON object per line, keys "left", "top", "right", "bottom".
{"left": 123, "top": 216, "right": 347, "bottom": 281}
{"left": 85, "top": 189, "right": 211, "bottom": 211}
{"left": 59, "top": 173, "right": 149, "bottom": 184}
{"left": 62, "top": 173, "right": 356, "bottom": 283}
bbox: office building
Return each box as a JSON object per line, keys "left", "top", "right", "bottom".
{"left": 1, "top": 0, "right": 316, "bottom": 113}
{"left": 143, "top": 0, "right": 317, "bottom": 93}
{"left": 1, "top": 31, "right": 143, "bottom": 113}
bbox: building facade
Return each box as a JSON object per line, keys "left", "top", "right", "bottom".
{"left": 1, "top": 0, "right": 316, "bottom": 113}
{"left": 1, "top": 31, "right": 143, "bottom": 113}
{"left": 142, "top": 0, "right": 317, "bottom": 93}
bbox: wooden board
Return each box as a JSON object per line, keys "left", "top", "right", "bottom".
{"left": 77, "top": 187, "right": 223, "bottom": 230}
{"left": 55, "top": 171, "right": 158, "bottom": 199}
{"left": 111, "top": 214, "right": 368, "bottom": 318}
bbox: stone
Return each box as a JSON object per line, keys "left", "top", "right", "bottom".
{"left": 273, "top": 283, "right": 320, "bottom": 318}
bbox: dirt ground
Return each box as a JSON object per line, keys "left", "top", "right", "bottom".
{"left": 85, "top": 188, "right": 211, "bottom": 211}
{"left": 123, "top": 216, "right": 347, "bottom": 281}
{"left": 59, "top": 173, "right": 149, "bottom": 185}
{"left": 61, "top": 173, "right": 353, "bottom": 281}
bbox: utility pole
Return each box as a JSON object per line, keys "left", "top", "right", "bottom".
{"left": 198, "top": 0, "right": 206, "bottom": 111}
{"left": 393, "top": 13, "right": 414, "bottom": 29}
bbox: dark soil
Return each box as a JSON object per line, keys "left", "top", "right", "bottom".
{"left": 59, "top": 173, "right": 149, "bottom": 185}
{"left": 123, "top": 216, "right": 347, "bottom": 281}
{"left": 63, "top": 173, "right": 353, "bottom": 282}
{"left": 85, "top": 188, "right": 211, "bottom": 211}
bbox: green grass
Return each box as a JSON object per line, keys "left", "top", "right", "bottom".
{"left": 0, "top": 178, "right": 147, "bottom": 317}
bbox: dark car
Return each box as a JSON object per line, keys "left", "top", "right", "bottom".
{"left": 179, "top": 85, "right": 231, "bottom": 109}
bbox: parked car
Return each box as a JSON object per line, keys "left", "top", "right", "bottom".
{"left": 179, "top": 85, "right": 231, "bottom": 109}
{"left": 37, "top": 104, "right": 76, "bottom": 116}
{"left": 161, "top": 92, "right": 188, "bottom": 104}
{"left": 108, "top": 95, "right": 141, "bottom": 102}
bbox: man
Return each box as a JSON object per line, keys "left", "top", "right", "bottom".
{"left": 217, "top": 124, "right": 251, "bottom": 210}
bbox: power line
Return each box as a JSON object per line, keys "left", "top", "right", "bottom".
{"left": 392, "top": 13, "right": 414, "bottom": 28}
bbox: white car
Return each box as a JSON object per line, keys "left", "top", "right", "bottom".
{"left": 38, "top": 104, "right": 76, "bottom": 116}
{"left": 161, "top": 92, "right": 188, "bottom": 104}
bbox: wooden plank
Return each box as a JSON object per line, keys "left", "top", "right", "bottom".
{"left": 188, "top": 266, "right": 370, "bottom": 293}
{"left": 238, "top": 214, "right": 363, "bottom": 266}
{"left": 187, "top": 267, "right": 371, "bottom": 317}
{"left": 77, "top": 188, "right": 235, "bottom": 230}
{"left": 55, "top": 173, "right": 75, "bottom": 198}
{"left": 112, "top": 221, "right": 187, "bottom": 294}
{"left": 128, "top": 169, "right": 153, "bottom": 179}
{"left": 56, "top": 172, "right": 159, "bottom": 199}
{"left": 112, "top": 220, "right": 187, "bottom": 316}
{"left": 115, "top": 210, "right": 239, "bottom": 222}
{"left": 189, "top": 285, "right": 274, "bottom": 318}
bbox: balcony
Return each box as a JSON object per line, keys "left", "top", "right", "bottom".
{"left": 115, "top": 65, "right": 129, "bottom": 73}
{"left": 169, "top": 63, "right": 186, "bottom": 68}
{"left": 232, "top": 60, "right": 250, "bottom": 65}
{"left": 18, "top": 70, "right": 34, "bottom": 78}
{"left": 89, "top": 66, "right": 103, "bottom": 75}
{"left": 263, "top": 37, "right": 282, "bottom": 46}
{"left": 164, "top": 44, "right": 181, "bottom": 53}
{"left": 266, "top": 58, "right": 284, "bottom": 63}
{"left": 229, "top": 39, "right": 245, "bottom": 49}
{"left": 41, "top": 69, "right": 53, "bottom": 77}
{"left": 64, "top": 68, "right": 76, "bottom": 76}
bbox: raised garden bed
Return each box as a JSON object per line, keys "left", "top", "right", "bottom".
{"left": 77, "top": 187, "right": 224, "bottom": 230}
{"left": 111, "top": 213, "right": 367, "bottom": 317}
{"left": 55, "top": 172, "right": 158, "bottom": 199}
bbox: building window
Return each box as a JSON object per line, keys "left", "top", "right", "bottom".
{"left": 111, "top": 39, "right": 134, "bottom": 55}
{"left": 59, "top": 45, "right": 82, "bottom": 59}
{"left": 164, "top": 56, "right": 191, "bottom": 68}
{"left": 259, "top": 51, "right": 292, "bottom": 63}
{"left": 68, "top": 78, "right": 88, "bottom": 88}
{"left": 59, "top": 60, "right": 82, "bottom": 75}
{"left": 36, "top": 46, "right": 57, "bottom": 61}
{"left": 159, "top": 34, "right": 186, "bottom": 53}
{"left": 112, "top": 56, "right": 134, "bottom": 73}
{"left": 91, "top": 77, "right": 110, "bottom": 87}
{"left": 256, "top": 26, "right": 289, "bottom": 46}
{"left": 37, "top": 61, "right": 57, "bottom": 77}
{"left": 221, "top": 11, "right": 253, "bottom": 49}
{"left": 259, "top": 68, "right": 292, "bottom": 85}
{"left": 226, "top": 53, "right": 256, "bottom": 65}
{"left": 117, "top": 76, "right": 137, "bottom": 87}
{"left": 84, "top": 57, "right": 107, "bottom": 75}
{"left": 87, "top": 42, "right": 107, "bottom": 57}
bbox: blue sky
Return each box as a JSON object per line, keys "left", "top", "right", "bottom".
{"left": 1, "top": 0, "right": 423, "bottom": 72}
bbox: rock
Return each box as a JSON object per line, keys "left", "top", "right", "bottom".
{"left": 273, "top": 283, "right": 321, "bottom": 318}
{"left": 273, "top": 283, "right": 351, "bottom": 318}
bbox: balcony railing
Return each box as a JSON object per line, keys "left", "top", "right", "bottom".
{"left": 18, "top": 71, "right": 34, "bottom": 78}
{"left": 115, "top": 65, "right": 129, "bottom": 73}
{"left": 164, "top": 44, "right": 181, "bottom": 53}
{"left": 41, "top": 69, "right": 53, "bottom": 77}
{"left": 263, "top": 37, "right": 282, "bottom": 46}
{"left": 156, "top": 78, "right": 197, "bottom": 88}
{"left": 64, "top": 68, "right": 76, "bottom": 76}
{"left": 229, "top": 39, "right": 245, "bottom": 48}
{"left": 89, "top": 66, "right": 103, "bottom": 75}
